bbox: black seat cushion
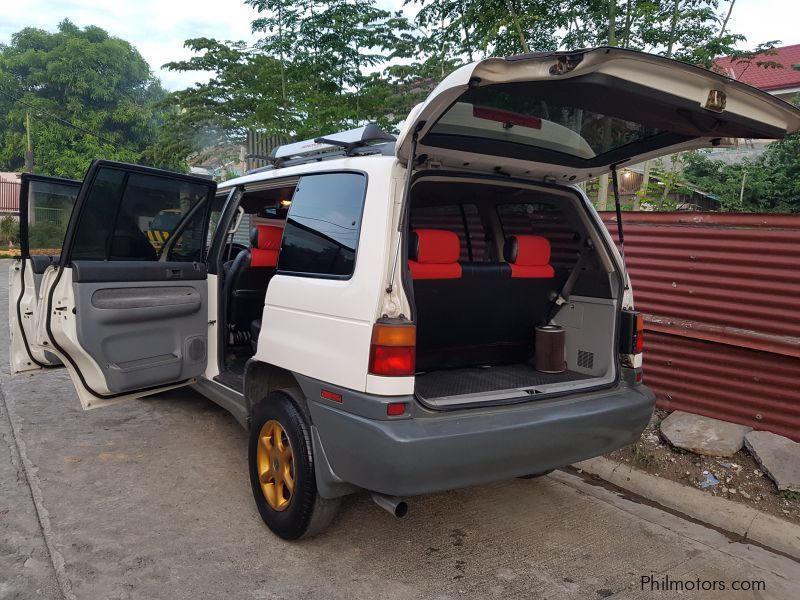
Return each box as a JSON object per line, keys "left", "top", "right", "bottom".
{"left": 414, "top": 262, "right": 564, "bottom": 371}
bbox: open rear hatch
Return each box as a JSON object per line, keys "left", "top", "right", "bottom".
{"left": 400, "top": 47, "right": 800, "bottom": 408}
{"left": 396, "top": 47, "right": 800, "bottom": 181}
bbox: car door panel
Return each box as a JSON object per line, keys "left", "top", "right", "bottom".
{"left": 9, "top": 174, "right": 80, "bottom": 373}
{"left": 34, "top": 161, "right": 216, "bottom": 409}
{"left": 70, "top": 265, "right": 207, "bottom": 394}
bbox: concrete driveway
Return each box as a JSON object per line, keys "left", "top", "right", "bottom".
{"left": 1, "top": 262, "right": 797, "bottom": 600}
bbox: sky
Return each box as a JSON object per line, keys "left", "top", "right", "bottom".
{"left": 2, "top": 0, "right": 799, "bottom": 91}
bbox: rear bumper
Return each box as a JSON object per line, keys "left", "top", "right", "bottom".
{"left": 304, "top": 380, "right": 655, "bottom": 497}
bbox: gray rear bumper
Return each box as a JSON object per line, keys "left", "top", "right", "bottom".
{"left": 305, "top": 381, "right": 655, "bottom": 498}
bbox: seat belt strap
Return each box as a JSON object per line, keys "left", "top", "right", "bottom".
{"left": 548, "top": 239, "right": 593, "bottom": 322}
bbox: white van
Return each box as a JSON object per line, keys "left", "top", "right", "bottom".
{"left": 10, "top": 47, "right": 800, "bottom": 539}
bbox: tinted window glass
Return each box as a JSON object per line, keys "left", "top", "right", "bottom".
{"left": 70, "top": 167, "right": 213, "bottom": 262}
{"left": 25, "top": 179, "right": 80, "bottom": 256}
{"left": 278, "top": 173, "right": 366, "bottom": 277}
{"left": 429, "top": 83, "right": 663, "bottom": 160}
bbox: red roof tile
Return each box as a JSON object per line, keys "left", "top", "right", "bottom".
{"left": 716, "top": 44, "right": 800, "bottom": 91}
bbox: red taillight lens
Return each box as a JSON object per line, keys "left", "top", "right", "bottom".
{"left": 635, "top": 313, "right": 645, "bottom": 353}
{"left": 369, "top": 345, "right": 415, "bottom": 377}
{"left": 387, "top": 402, "right": 407, "bottom": 416}
{"left": 368, "top": 322, "right": 416, "bottom": 377}
{"left": 320, "top": 389, "right": 342, "bottom": 403}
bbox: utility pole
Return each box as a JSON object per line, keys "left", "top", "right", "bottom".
{"left": 24, "top": 112, "right": 34, "bottom": 173}
{"left": 739, "top": 169, "right": 748, "bottom": 207}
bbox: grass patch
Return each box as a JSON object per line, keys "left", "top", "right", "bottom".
{"left": 632, "top": 444, "right": 657, "bottom": 468}
{"left": 778, "top": 490, "right": 800, "bottom": 502}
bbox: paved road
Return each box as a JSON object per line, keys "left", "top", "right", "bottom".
{"left": 1, "top": 262, "right": 798, "bottom": 600}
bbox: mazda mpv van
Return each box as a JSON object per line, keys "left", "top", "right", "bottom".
{"left": 10, "top": 48, "right": 800, "bottom": 539}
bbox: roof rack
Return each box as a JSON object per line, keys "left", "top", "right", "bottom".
{"left": 266, "top": 124, "right": 396, "bottom": 167}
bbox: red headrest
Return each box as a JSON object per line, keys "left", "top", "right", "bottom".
{"left": 250, "top": 225, "right": 282, "bottom": 268}
{"left": 409, "top": 229, "right": 461, "bottom": 279}
{"left": 503, "top": 235, "right": 554, "bottom": 278}
{"left": 410, "top": 229, "right": 461, "bottom": 264}
{"left": 254, "top": 225, "right": 282, "bottom": 250}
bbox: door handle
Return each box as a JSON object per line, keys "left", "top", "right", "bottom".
{"left": 166, "top": 268, "right": 182, "bottom": 279}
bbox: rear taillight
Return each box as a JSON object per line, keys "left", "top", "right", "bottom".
{"left": 619, "top": 310, "right": 644, "bottom": 377}
{"left": 634, "top": 313, "right": 644, "bottom": 353}
{"left": 368, "top": 321, "right": 416, "bottom": 377}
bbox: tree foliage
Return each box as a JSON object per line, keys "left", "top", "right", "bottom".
{"left": 0, "top": 19, "right": 173, "bottom": 178}
{"left": 683, "top": 135, "right": 800, "bottom": 212}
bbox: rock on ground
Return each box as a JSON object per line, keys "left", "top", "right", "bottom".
{"left": 745, "top": 430, "right": 800, "bottom": 493}
{"left": 660, "top": 411, "right": 752, "bottom": 458}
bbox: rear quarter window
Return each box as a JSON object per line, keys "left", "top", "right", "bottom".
{"left": 277, "top": 172, "right": 367, "bottom": 279}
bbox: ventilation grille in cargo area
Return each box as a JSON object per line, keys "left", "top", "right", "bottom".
{"left": 577, "top": 350, "right": 594, "bottom": 370}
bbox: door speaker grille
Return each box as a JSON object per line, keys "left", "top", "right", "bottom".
{"left": 186, "top": 336, "right": 207, "bottom": 363}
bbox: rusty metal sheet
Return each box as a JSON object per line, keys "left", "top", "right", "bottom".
{"left": 643, "top": 329, "right": 800, "bottom": 441}
{"left": 601, "top": 211, "right": 800, "bottom": 441}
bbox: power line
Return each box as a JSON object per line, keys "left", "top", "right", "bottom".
{"left": 0, "top": 85, "right": 122, "bottom": 149}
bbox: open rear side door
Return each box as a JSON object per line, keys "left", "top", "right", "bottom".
{"left": 9, "top": 174, "right": 80, "bottom": 373}
{"left": 396, "top": 47, "right": 800, "bottom": 180}
{"left": 35, "top": 161, "right": 217, "bottom": 409}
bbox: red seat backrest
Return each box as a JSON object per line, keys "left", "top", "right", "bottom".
{"left": 503, "top": 235, "right": 554, "bottom": 278}
{"left": 250, "top": 225, "right": 283, "bottom": 267}
{"left": 408, "top": 229, "right": 462, "bottom": 280}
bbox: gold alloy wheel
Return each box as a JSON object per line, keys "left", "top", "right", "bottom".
{"left": 256, "top": 420, "right": 295, "bottom": 511}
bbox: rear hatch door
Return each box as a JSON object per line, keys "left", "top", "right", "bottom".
{"left": 396, "top": 47, "right": 800, "bottom": 182}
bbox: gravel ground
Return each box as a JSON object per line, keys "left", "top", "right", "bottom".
{"left": 609, "top": 409, "right": 800, "bottom": 524}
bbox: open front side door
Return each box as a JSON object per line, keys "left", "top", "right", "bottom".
{"left": 34, "top": 161, "right": 217, "bottom": 409}
{"left": 396, "top": 46, "right": 800, "bottom": 181}
{"left": 9, "top": 174, "right": 80, "bottom": 373}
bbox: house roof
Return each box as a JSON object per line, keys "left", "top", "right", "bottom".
{"left": 716, "top": 44, "right": 800, "bottom": 92}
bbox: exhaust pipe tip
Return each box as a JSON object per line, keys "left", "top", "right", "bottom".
{"left": 371, "top": 493, "right": 408, "bottom": 518}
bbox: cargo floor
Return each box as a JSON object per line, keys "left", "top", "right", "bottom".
{"left": 414, "top": 363, "right": 592, "bottom": 400}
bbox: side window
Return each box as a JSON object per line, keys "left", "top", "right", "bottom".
{"left": 70, "top": 168, "right": 213, "bottom": 262}
{"left": 277, "top": 172, "right": 366, "bottom": 278}
{"left": 204, "top": 195, "right": 226, "bottom": 255}
{"left": 25, "top": 179, "right": 80, "bottom": 256}
{"left": 409, "top": 204, "right": 485, "bottom": 262}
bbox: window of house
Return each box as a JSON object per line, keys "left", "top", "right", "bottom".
{"left": 277, "top": 172, "right": 367, "bottom": 278}
{"left": 69, "top": 167, "right": 214, "bottom": 262}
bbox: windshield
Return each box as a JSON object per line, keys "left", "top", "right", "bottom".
{"left": 428, "top": 82, "right": 665, "bottom": 161}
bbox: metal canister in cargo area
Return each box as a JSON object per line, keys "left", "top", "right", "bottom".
{"left": 535, "top": 325, "right": 566, "bottom": 373}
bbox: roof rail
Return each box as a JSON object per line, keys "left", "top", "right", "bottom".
{"left": 269, "top": 124, "right": 396, "bottom": 167}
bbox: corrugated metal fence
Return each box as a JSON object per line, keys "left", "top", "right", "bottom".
{"left": 601, "top": 212, "right": 800, "bottom": 441}
{"left": 1, "top": 180, "right": 20, "bottom": 213}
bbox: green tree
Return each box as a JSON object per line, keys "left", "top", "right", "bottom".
{"left": 0, "top": 19, "right": 171, "bottom": 178}
{"left": 682, "top": 134, "right": 800, "bottom": 213}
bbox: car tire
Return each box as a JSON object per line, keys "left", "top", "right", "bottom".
{"left": 248, "top": 389, "right": 340, "bottom": 540}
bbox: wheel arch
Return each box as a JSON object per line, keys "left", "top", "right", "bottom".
{"left": 243, "top": 360, "right": 306, "bottom": 428}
